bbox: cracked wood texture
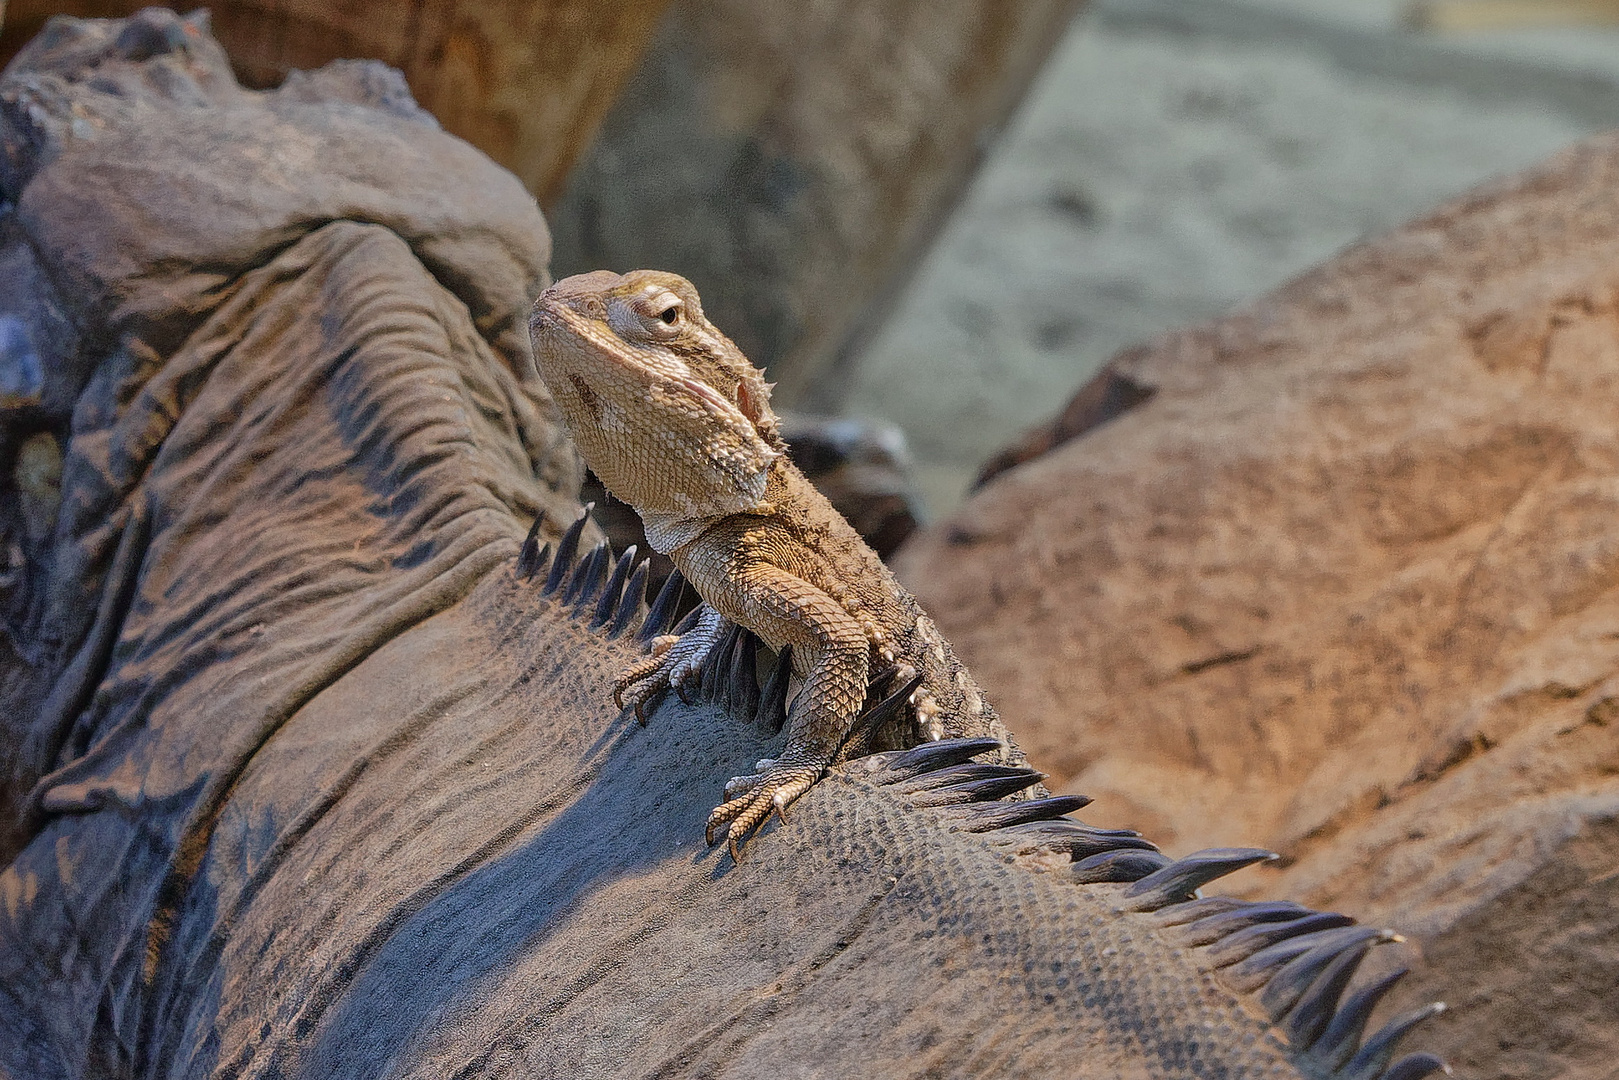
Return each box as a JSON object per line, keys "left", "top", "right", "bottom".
{"left": 896, "top": 133, "right": 1619, "bottom": 1080}
{"left": 0, "top": 0, "right": 671, "bottom": 204}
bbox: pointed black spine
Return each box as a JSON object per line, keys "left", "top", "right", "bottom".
{"left": 1306, "top": 967, "right": 1409, "bottom": 1073}
{"left": 698, "top": 622, "right": 744, "bottom": 699}
{"left": 898, "top": 761, "right": 1043, "bottom": 794}
{"left": 608, "top": 559, "right": 651, "bottom": 639}
{"left": 836, "top": 670, "right": 927, "bottom": 762}
{"left": 903, "top": 766, "right": 1049, "bottom": 807}
{"left": 1071, "top": 848, "right": 1173, "bottom": 883}
{"left": 995, "top": 820, "right": 1159, "bottom": 861}
{"left": 861, "top": 737, "right": 1005, "bottom": 784}
{"left": 862, "top": 670, "right": 925, "bottom": 733}
{"left": 1117, "top": 848, "right": 1278, "bottom": 911}
{"left": 591, "top": 546, "right": 638, "bottom": 630}
{"left": 542, "top": 505, "right": 592, "bottom": 597}
{"left": 564, "top": 543, "right": 609, "bottom": 610}
{"left": 1280, "top": 933, "right": 1379, "bottom": 1048}
{"left": 1258, "top": 929, "right": 1380, "bottom": 1023}
{"left": 638, "top": 570, "right": 687, "bottom": 643}
{"left": 1146, "top": 895, "right": 1251, "bottom": 928}
{"left": 951, "top": 794, "right": 1093, "bottom": 833}
{"left": 1163, "top": 900, "right": 1313, "bottom": 947}
{"left": 1201, "top": 910, "right": 1357, "bottom": 968}
{"left": 671, "top": 606, "right": 703, "bottom": 636}
{"left": 725, "top": 628, "right": 761, "bottom": 720}
{"left": 1221, "top": 926, "right": 1391, "bottom": 995}
{"left": 755, "top": 644, "right": 792, "bottom": 734}
{"left": 1342, "top": 1004, "right": 1446, "bottom": 1080}
{"left": 517, "top": 512, "right": 546, "bottom": 579}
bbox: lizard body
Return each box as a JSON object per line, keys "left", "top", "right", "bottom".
{"left": 529, "top": 269, "right": 1019, "bottom": 854}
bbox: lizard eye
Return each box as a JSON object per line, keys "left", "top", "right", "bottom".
{"left": 640, "top": 290, "right": 685, "bottom": 332}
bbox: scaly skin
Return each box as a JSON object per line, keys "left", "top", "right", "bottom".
{"left": 529, "top": 269, "right": 1020, "bottom": 855}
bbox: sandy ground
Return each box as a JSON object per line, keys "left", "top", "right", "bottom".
{"left": 846, "top": 0, "right": 1619, "bottom": 516}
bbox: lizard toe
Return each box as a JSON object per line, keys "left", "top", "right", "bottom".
{"left": 669, "top": 658, "right": 705, "bottom": 705}
{"left": 705, "top": 762, "right": 824, "bottom": 860}
{"left": 722, "top": 773, "right": 764, "bottom": 801}
{"left": 617, "top": 676, "right": 670, "bottom": 726}
{"left": 718, "top": 756, "right": 784, "bottom": 801}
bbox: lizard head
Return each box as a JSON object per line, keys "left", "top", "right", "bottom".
{"left": 529, "top": 269, "right": 785, "bottom": 521}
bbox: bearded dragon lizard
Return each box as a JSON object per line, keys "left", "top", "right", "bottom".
{"left": 529, "top": 270, "right": 1021, "bottom": 857}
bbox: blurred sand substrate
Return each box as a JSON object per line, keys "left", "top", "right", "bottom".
{"left": 847, "top": 0, "right": 1619, "bottom": 516}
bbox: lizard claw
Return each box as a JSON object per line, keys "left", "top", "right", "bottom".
{"left": 613, "top": 634, "right": 680, "bottom": 708}
{"left": 705, "top": 760, "right": 824, "bottom": 860}
{"left": 613, "top": 612, "right": 726, "bottom": 723}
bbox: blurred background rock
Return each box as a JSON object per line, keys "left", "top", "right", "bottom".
{"left": 0, "top": 0, "right": 674, "bottom": 202}
{"left": 848, "top": 0, "right": 1619, "bottom": 512}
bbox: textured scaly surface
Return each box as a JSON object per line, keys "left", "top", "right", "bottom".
{"left": 471, "top": 513, "right": 1451, "bottom": 1080}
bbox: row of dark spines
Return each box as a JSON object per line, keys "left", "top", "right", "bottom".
{"left": 516, "top": 507, "right": 920, "bottom": 743}
{"left": 628, "top": 574, "right": 1452, "bottom": 1080}
{"left": 517, "top": 508, "right": 1447, "bottom": 1080}
{"left": 851, "top": 747, "right": 1447, "bottom": 1080}
{"left": 516, "top": 506, "right": 689, "bottom": 644}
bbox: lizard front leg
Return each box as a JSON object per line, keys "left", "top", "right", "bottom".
{"left": 703, "top": 563, "right": 870, "bottom": 860}
{"left": 615, "top": 603, "right": 729, "bottom": 723}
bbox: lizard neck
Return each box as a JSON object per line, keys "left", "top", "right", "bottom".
{"left": 640, "top": 511, "right": 722, "bottom": 556}
{"left": 640, "top": 458, "right": 795, "bottom": 555}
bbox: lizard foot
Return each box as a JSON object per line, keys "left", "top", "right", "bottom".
{"left": 613, "top": 605, "right": 729, "bottom": 724}
{"left": 613, "top": 634, "right": 683, "bottom": 723}
{"left": 706, "top": 759, "right": 825, "bottom": 862}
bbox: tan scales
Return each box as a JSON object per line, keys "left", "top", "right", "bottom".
{"left": 529, "top": 269, "right": 1020, "bottom": 856}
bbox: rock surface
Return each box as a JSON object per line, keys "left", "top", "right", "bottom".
{"left": 0, "top": 6, "right": 575, "bottom": 863}
{"left": 1, "top": 0, "right": 672, "bottom": 203}
{"left": 894, "top": 133, "right": 1619, "bottom": 1080}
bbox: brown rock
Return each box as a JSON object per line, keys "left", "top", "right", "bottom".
{"left": 895, "top": 134, "right": 1619, "bottom": 1079}
{"left": 1, "top": 0, "right": 672, "bottom": 203}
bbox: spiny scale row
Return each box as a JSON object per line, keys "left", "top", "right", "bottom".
{"left": 518, "top": 508, "right": 1448, "bottom": 1080}
{"left": 517, "top": 507, "right": 682, "bottom": 643}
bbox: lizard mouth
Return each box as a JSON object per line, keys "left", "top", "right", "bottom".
{"left": 672, "top": 375, "right": 732, "bottom": 415}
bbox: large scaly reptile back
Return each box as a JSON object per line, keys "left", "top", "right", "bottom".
{"left": 437, "top": 513, "right": 1449, "bottom": 1080}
